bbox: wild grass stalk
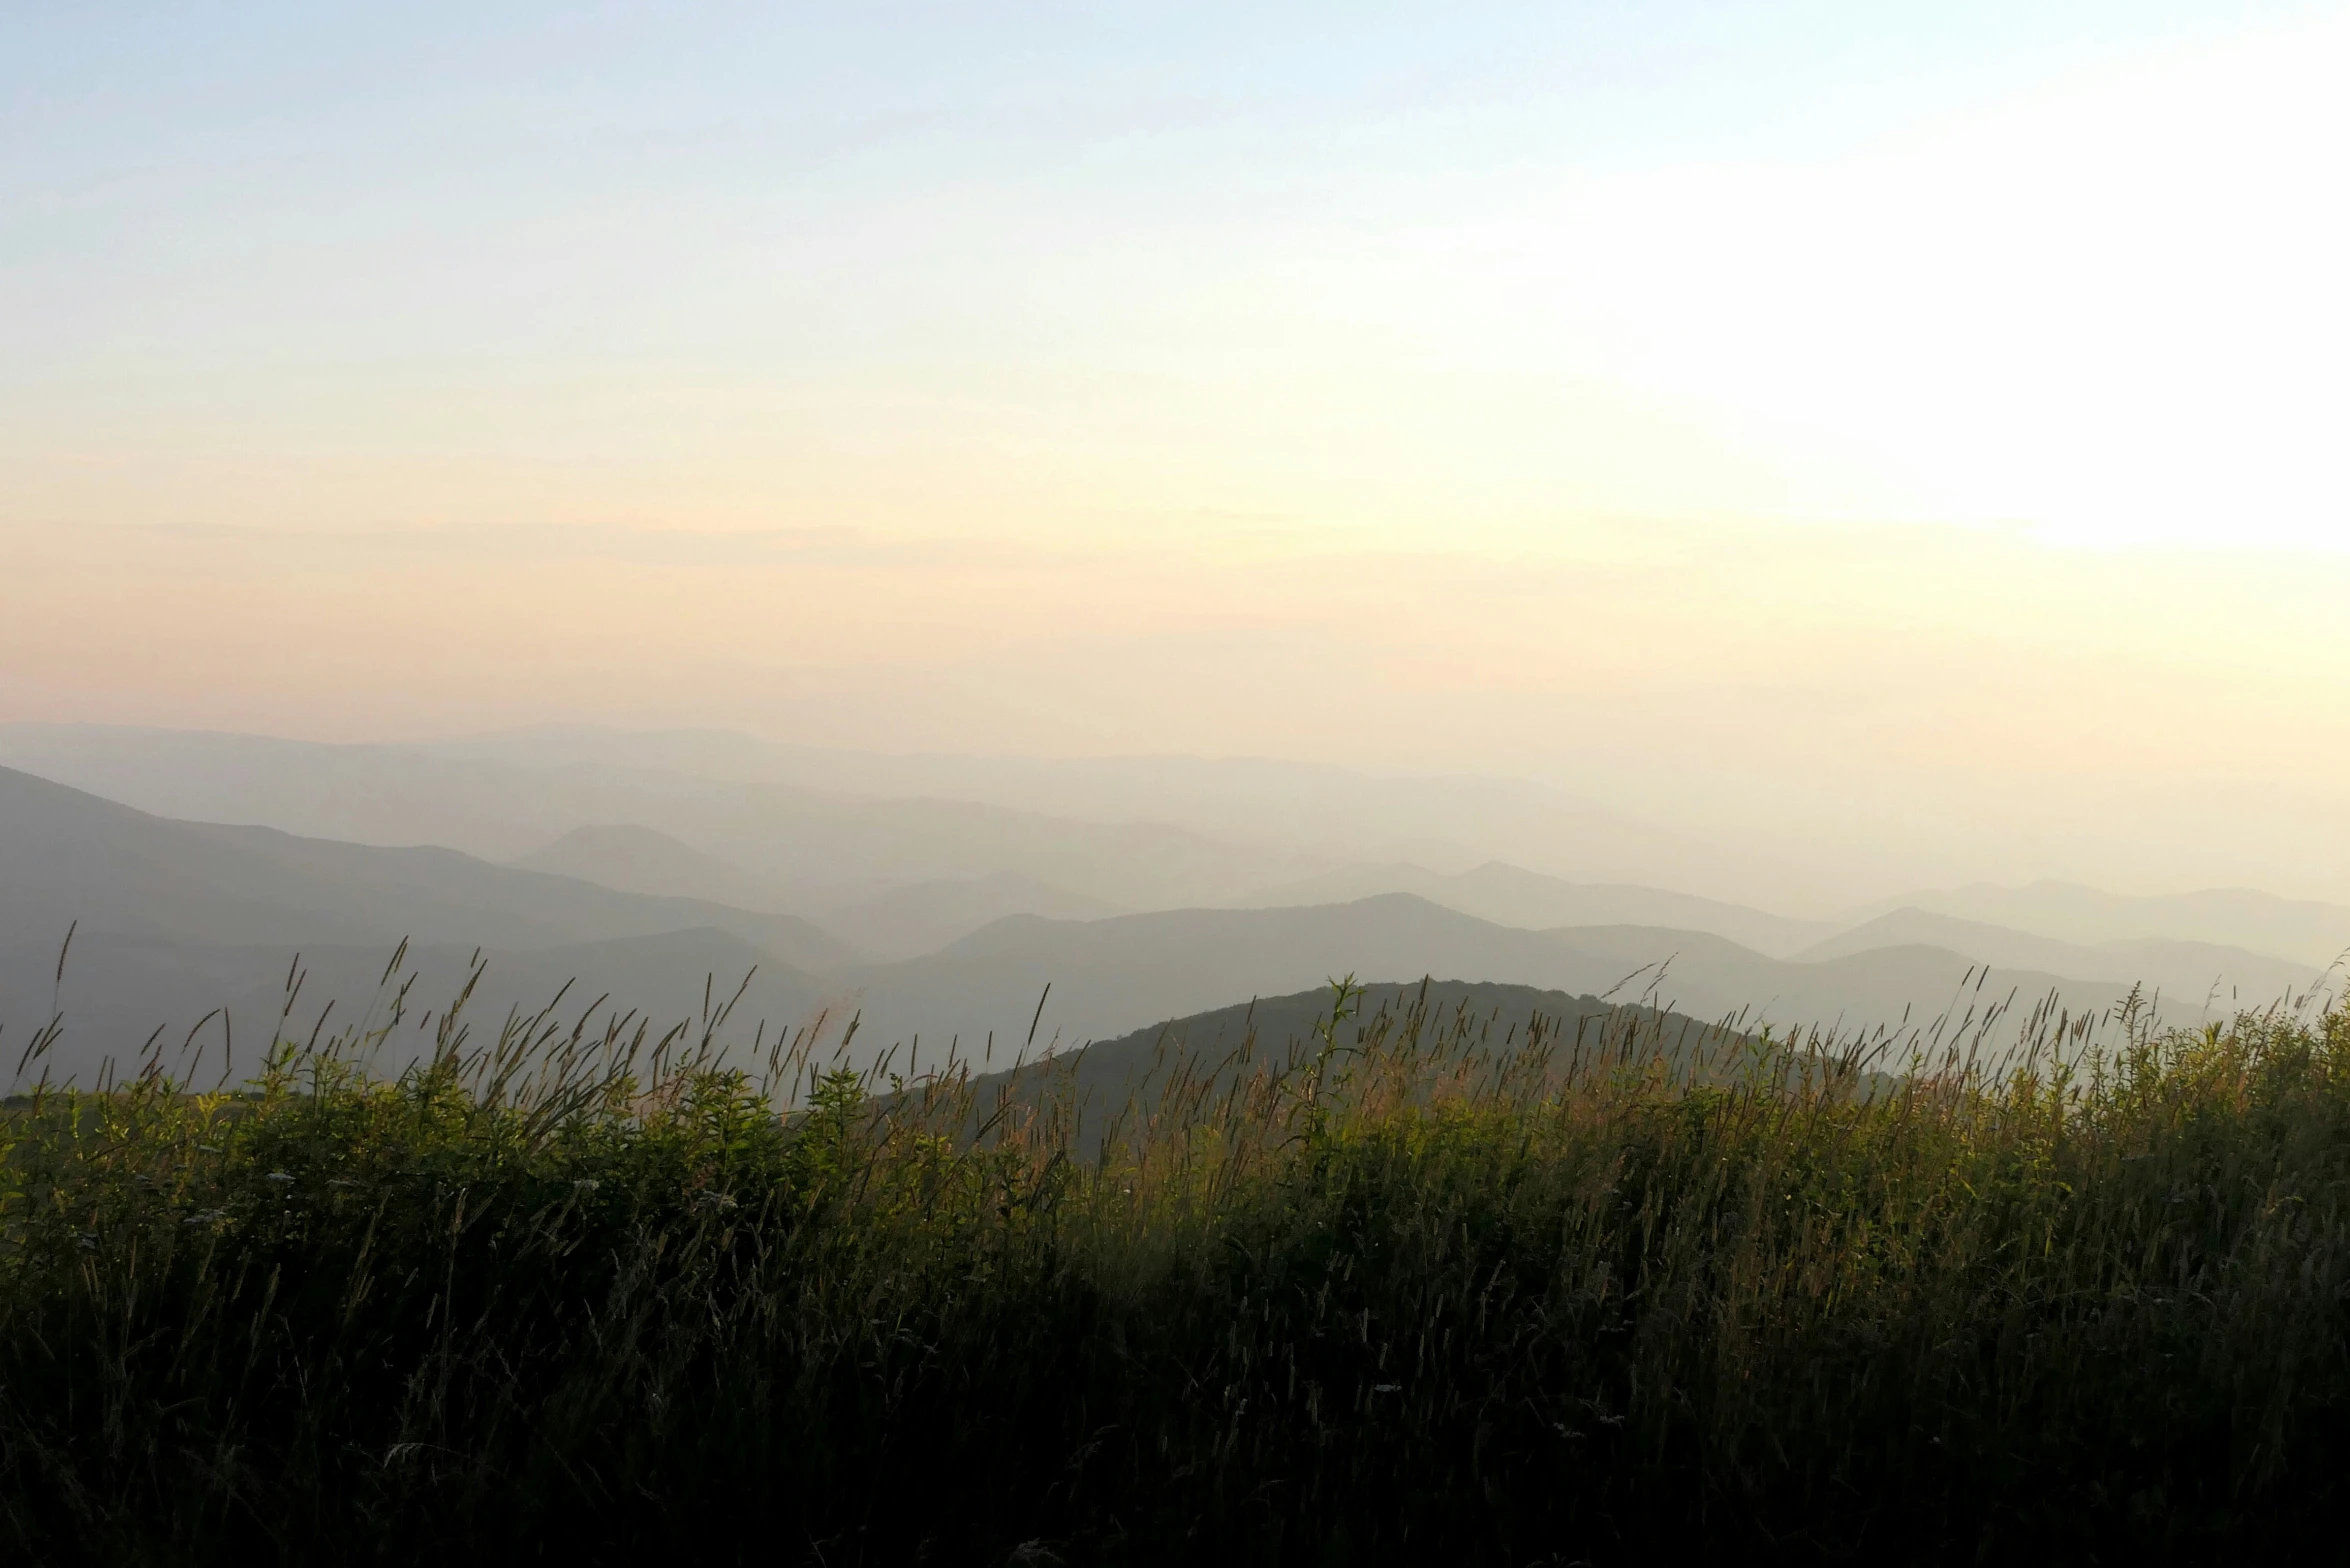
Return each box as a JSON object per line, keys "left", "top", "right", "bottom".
{"left": 5, "top": 967, "right": 2349, "bottom": 1563}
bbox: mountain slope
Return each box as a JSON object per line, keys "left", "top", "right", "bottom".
{"left": 815, "top": 872, "right": 1122, "bottom": 962}
{"left": 512, "top": 826, "right": 1129, "bottom": 960}
{"left": 1242, "top": 861, "right": 1832, "bottom": 956}
{"left": 1799, "top": 908, "right": 2324, "bottom": 1006}
{"left": 0, "top": 766, "right": 849, "bottom": 968}
{"left": 418, "top": 726, "right": 1727, "bottom": 890}
{"left": 0, "top": 724, "right": 1322, "bottom": 909}
{"left": 1882, "top": 882, "right": 2350, "bottom": 971}
{"left": 941, "top": 980, "right": 1756, "bottom": 1147}
{"left": 819, "top": 896, "right": 2191, "bottom": 1068}
{"left": 512, "top": 824, "right": 783, "bottom": 909}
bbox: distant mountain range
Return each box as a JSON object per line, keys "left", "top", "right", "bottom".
{"left": 0, "top": 760, "right": 2262, "bottom": 1090}
{"left": 0, "top": 764, "right": 842, "bottom": 1084}
{"left": 0, "top": 723, "right": 1321, "bottom": 910}
{"left": 1797, "top": 908, "right": 2319, "bottom": 1010}
{"left": 836, "top": 895, "right": 2267, "bottom": 1066}
{"left": 411, "top": 724, "right": 1723, "bottom": 889}
{"left": 2, "top": 725, "right": 2342, "bottom": 1092}
{"left": 1873, "top": 883, "right": 2350, "bottom": 972}
{"left": 14, "top": 722, "right": 2350, "bottom": 964}
{"left": 1238, "top": 861, "right": 1834, "bottom": 957}
{"left": 514, "top": 824, "right": 1123, "bottom": 960}
{"left": 0, "top": 766, "right": 843, "bottom": 966}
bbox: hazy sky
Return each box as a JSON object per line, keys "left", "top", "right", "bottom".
{"left": 5, "top": 2, "right": 2348, "bottom": 902}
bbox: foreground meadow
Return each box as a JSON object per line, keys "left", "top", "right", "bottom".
{"left": 5, "top": 974, "right": 2349, "bottom": 1564}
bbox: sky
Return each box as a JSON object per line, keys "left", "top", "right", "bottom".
{"left": 4, "top": 1, "right": 2348, "bottom": 905}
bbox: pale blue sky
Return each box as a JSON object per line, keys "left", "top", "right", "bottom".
{"left": 8, "top": 1, "right": 2336, "bottom": 468}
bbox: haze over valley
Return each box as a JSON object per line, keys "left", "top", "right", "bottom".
{"left": 5, "top": 722, "right": 2339, "bottom": 1090}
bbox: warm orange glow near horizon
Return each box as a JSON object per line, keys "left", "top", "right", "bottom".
{"left": 10, "top": 510, "right": 2350, "bottom": 909}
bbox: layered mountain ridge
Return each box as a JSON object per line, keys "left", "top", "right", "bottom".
{"left": 2, "top": 724, "right": 2340, "bottom": 1091}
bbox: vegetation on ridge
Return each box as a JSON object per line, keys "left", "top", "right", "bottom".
{"left": 5, "top": 968, "right": 2350, "bottom": 1563}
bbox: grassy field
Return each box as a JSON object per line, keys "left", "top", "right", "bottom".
{"left": 6, "top": 968, "right": 2350, "bottom": 1564}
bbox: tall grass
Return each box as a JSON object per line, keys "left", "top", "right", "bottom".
{"left": 6, "top": 965, "right": 2350, "bottom": 1564}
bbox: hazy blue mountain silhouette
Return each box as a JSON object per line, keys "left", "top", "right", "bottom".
{"left": 0, "top": 724, "right": 1322, "bottom": 908}
{"left": 1239, "top": 861, "right": 1832, "bottom": 955}
{"left": 2, "top": 763, "right": 2270, "bottom": 1097}
{"left": 0, "top": 765, "right": 846, "bottom": 965}
{"left": 1799, "top": 907, "right": 2323, "bottom": 1009}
